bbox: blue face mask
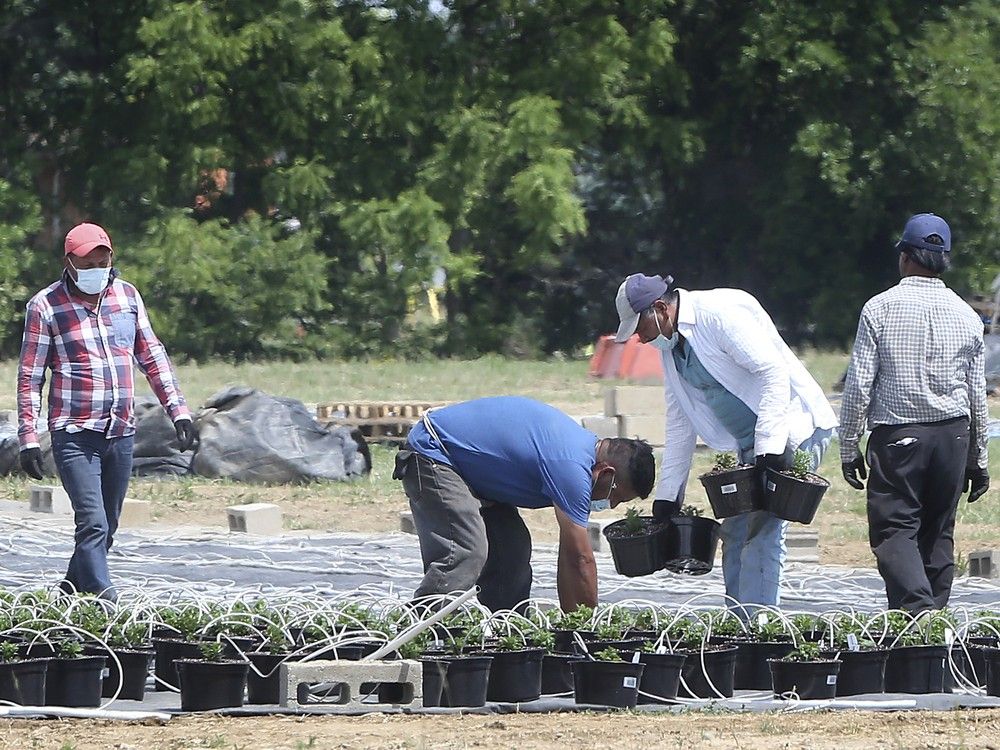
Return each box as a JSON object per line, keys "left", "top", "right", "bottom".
{"left": 649, "top": 311, "right": 679, "bottom": 352}
{"left": 590, "top": 469, "right": 616, "bottom": 513}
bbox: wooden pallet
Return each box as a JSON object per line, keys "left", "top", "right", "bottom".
{"left": 317, "top": 401, "right": 449, "bottom": 444}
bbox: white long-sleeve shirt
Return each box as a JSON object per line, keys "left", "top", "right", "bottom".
{"left": 656, "top": 288, "right": 839, "bottom": 503}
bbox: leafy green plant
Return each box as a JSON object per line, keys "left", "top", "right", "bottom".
{"left": 57, "top": 640, "right": 83, "bottom": 659}
{"left": 781, "top": 642, "right": 825, "bottom": 662}
{"left": 0, "top": 642, "right": 19, "bottom": 662}
{"left": 595, "top": 621, "right": 623, "bottom": 640}
{"left": 527, "top": 627, "right": 555, "bottom": 652}
{"left": 623, "top": 506, "right": 644, "bottom": 534}
{"left": 555, "top": 605, "right": 595, "bottom": 631}
{"left": 713, "top": 452, "right": 739, "bottom": 471}
{"left": 593, "top": 647, "right": 623, "bottom": 662}
{"left": 496, "top": 633, "right": 527, "bottom": 652}
{"left": 263, "top": 625, "right": 293, "bottom": 655}
{"left": 632, "top": 609, "right": 658, "bottom": 631}
{"left": 107, "top": 624, "right": 150, "bottom": 650}
{"left": 396, "top": 632, "right": 431, "bottom": 660}
{"left": 161, "top": 606, "right": 206, "bottom": 640}
{"left": 676, "top": 504, "right": 702, "bottom": 517}
{"left": 705, "top": 612, "right": 744, "bottom": 638}
{"left": 786, "top": 449, "right": 813, "bottom": 480}
{"left": 639, "top": 641, "right": 657, "bottom": 654}
{"left": 199, "top": 642, "right": 225, "bottom": 662}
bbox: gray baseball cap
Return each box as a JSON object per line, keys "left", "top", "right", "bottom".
{"left": 614, "top": 274, "right": 671, "bottom": 343}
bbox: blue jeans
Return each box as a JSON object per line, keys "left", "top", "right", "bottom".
{"left": 720, "top": 427, "right": 833, "bottom": 612}
{"left": 51, "top": 429, "right": 134, "bottom": 600}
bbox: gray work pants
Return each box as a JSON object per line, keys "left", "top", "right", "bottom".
{"left": 866, "top": 417, "right": 970, "bottom": 613}
{"left": 393, "top": 449, "right": 533, "bottom": 611}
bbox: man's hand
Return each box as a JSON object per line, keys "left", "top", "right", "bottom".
{"left": 175, "top": 418, "right": 197, "bottom": 452}
{"left": 965, "top": 467, "right": 990, "bottom": 504}
{"left": 652, "top": 499, "right": 680, "bottom": 522}
{"left": 755, "top": 454, "right": 785, "bottom": 474}
{"left": 842, "top": 455, "right": 867, "bottom": 490}
{"left": 19, "top": 448, "right": 44, "bottom": 480}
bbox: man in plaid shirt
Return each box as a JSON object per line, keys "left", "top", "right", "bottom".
{"left": 17, "top": 222, "right": 196, "bottom": 601}
{"left": 840, "top": 213, "right": 989, "bottom": 613}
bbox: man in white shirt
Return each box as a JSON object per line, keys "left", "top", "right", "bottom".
{"left": 614, "top": 274, "right": 838, "bottom": 610}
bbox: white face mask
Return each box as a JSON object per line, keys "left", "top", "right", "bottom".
{"left": 69, "top": 259, "right": 111, "bottom": 295}
{"left": 590, "top": 469, "right": 616, "bottom": 513}
{"left": 649, "top": 310, "right": 679, "bottom": 352}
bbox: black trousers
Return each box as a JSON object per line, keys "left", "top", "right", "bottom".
{"left": 394, "top": 450, "right": 533, "bottom": 611}
{"left": 866, "top": 417, "right": 969, "bottom": 613}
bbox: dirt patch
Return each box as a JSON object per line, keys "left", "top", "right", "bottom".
{"left": 3, "top": 709, "right": 999, "bottom": 750}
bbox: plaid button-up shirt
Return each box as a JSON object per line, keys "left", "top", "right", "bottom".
{"left": 17, "top": 271, "right": 190, "bottom": 449}
{"left": 839, "top": 276, "right": 988, "bottom": 469}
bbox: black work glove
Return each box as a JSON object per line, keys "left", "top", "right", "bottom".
{"left": 19, "top": 447, "right": 44, "bottom": 480}
{"left": 174, "top": 418, "right": 197, "bottom": 452}
{"left": 842, "top": 455, "right": 867, "bottom": 490}
{"left": 965, "top": 467, "right": 990, "bottom": 504}
{"left": 755, "top": 454, "right": 785, "bottom": 474}
{"left": 652, "top": 500, "right": 681, "bottom": 522}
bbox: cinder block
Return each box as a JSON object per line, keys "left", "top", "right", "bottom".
{"left": 227, "top": 503, "right": 283, "bottom": 535}
{"left": 588, "top": 518, "right": 617, "bottom": 553}
{"left": 279, "top": 659, "right": 422, "bottom": 708}
{"left": 119, "top": 498, "right": 152, "bottom": 528}
{"left": 400, "top": 511, "right": 416, "bottom": 535}
{"left": 29, "top": 485, "right": 72, "bottom": 515}
{"left": 581, "top": 415, "right": 620, "bottom": 439}
{"left": 603, "top": 386, "right": 664, "bottom": 418}
{"left": 617, "top": 415, "right": 665, "bottom": 446}
{"left": 785, "top": 529, "right": 819, "bottom": 564}
{"left": 969, "top": 550, "right": 1000, "bottom": 579}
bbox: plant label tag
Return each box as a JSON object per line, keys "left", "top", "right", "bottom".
{"left": 944, "top": 628, "right": 954, "bottom": 645}
{"left": 632, "top": 651, "right": 641, "bottom": 664}
{"left": 623, "top": 676, "right": 637, "bottom": 689}
{"left": 767, "top": 481, "right": 776, "bottom": 492}
{"left": 757, "top": 613, "right": 769, "bottom": 628}
{"left": 826, "top": 674, "right": 837, "bottom": 685}
{"left": 432, "top": 639, "right": 444, "bottom": 648}
{"left": 102, "top": 668, "right": 110, "bottom": 678}
{"left": 721, "top": 483, "right": 737, "bottom": 494}
{"left": 847, "top": 633, "right": 860, "bottom": 651}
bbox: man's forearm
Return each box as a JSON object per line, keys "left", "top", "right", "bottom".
{"left": 557, "top": 548, "right": 598, "bottom": 611}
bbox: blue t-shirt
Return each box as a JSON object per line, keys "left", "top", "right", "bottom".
{"left": 672, "top": 337, "right": 757, "bottom": 460}
{"left": 406, "top": 396, "right": 597, "bottom": 527}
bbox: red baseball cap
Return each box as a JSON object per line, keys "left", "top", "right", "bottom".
{"left": 64, "top": 223, "right": 113, "bottom": 257}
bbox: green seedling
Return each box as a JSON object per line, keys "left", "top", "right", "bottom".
{"left": 396, "top": 632, "right": 431, "bottom": 660}
{"left": 595, "top": 621, "right": 623, "bottom": 640}
{"left": 57, "top": 640, "right": 83, "bottom": 659}
{"left": 593, "top": 647, "right": 623, "bottom": 662}
{"left": 623, "top": 506, "right": 644, "bottom": 534}
{"left": 0, "top": 642, "right": 19, "bottom": 662}
{"left": 781, "top": 642, "right": 824, "bottom": 662}
{"left": 496, "top": 633, "right": 527, "bottom": 652}
{"left": 713, "top": 452, "right": 739, "bottom": 471}
{"left": 108, "top": 624, "right": 150, "bottom": 650}
{"left": 787, "top": 449, "right": 813, "bottom": 480}
{"left": 676, "top": 504, "right": 703, "bottom": 517}
{"left": 527, "top": 627, "right": 555, "bottom": 651}
{"left": 555, "top": 604, "right": 595, "bottom": 631}
{"left": 198, "top": 642, "right": 225, "bottom": 662}
{"left": 263, "top": 625, "right": 293, "bottom": 655}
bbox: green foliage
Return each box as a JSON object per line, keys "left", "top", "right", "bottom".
{"left": 555, "top": 605, "right": 595, "bottom": 631}
{"left": 263, "top": 625, "right": 293, "bottom": 655}
{"left": 593, "top": 647, "right": 623, "bottom": 662}
{"left": 677, "top": 505, "right": 703, "bottom": 518}
{"left": 198, "top": 641, "right": 225, "bottom": 662}
{"left": 787, "top": 450, "right": 813, "bottom": 480}
{"left": 781, "top": 642, "right": 824, "bottom": 662}
{"left": 107, "top": 624, "right": 150, "bottom": 651}
{"left": 713, "top": 453, "right": 739, "bottom": 472}
{"left": 496, "top": 633, "right": 527, "bottom": 652}
{"left": 57, "top": 640, "right": 83, "bottom": 659}
{"left": 396, "top": 632, "right": 431, "bottom": 660}
{"left": 161, "top": 606, "right": 207, "bottom": 641}
{"left": 527, "top": 627, "right": 556, "bottom": 652}
{"left": 623, "top": 506, "right": 644, "bottom": 534}
{"left": 0, "top": 642, "right": 19, "bottom": 662}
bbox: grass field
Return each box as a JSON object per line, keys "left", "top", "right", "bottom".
{"left": 1, "top": 350, "right": 998, "bottom": 567}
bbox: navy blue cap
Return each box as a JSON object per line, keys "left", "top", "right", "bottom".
{"left": 614, "top": 274, "right": 673, "bottom": 343}
{"left": 897, "top": 213, "right": 951, "bottom": 253}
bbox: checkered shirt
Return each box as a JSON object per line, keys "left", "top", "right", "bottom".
{"left": 839, "top": 276, "right": 988, "bottom": 469}
{"left": 17, "top": 272, "right": 190, "bottom": 449}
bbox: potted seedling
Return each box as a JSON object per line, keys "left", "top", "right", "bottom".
{"left": 0, "top": 640, "right": 48, "bottom": 706}
{"left": 550, "top": 604, "right": 597, "bottom": 654}
{"left": 733, "top": 615, "right": 794, "bottom": 691}
{"left": 636, "top": 640, "right": 687, "bottom": 704}
{"left": 436, "top": 629, "right": 493, "bottom": 708}
{"left": 768, "top": 642, "right": 841, "bottom": 700}
{"left": 46, "top": 638, "right": 107, "bottom": 708}
{"left": 174, "top": 640, "right": 250, "bottom": 711}
{"left": 572, "top": 647, "right": 645, "bottom": 708}
{"left": 663, "top": 505, "right": 722, "bottom": 575}
{"left": 100, "top": 623, "right": 154, "bottom": 701}
{"left": 818, "top": 617, "right": 888, "bottom": 697}
{"left": 246, "top": 625, "right": 294, "bottom": 705}
{"left": 536, "top": 626, "right": 584, "bottom": 695}
{"left": 602, "top": 507, "right": 668, "bottom": 577}
{"left": 672, "top": 619, "right": 738, "bottom": 699}
{"left": 153, "top": 606, "right": 208, "bottom": 691}
{"left": 698, "top": 452, "right": 761, "bottom": 518}
{"left": 481, "top": 630, "right": 545, "bottom": 703}
{"left": 882, "top": 610, "right": 953, "bottom": 694}
{"left": 762, "top": 449, "right": 829, "bottom": 524}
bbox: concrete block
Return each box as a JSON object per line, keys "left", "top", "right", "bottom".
{"left": 119, "top": 498, "right": 151, "bottom": 528}
{"left": 227, "top": 503, "right": 283, "bottom": 535}
{"left": 603, "top": 386, "right": 664, "bottom": 418}
{"left": 587, "top": 518, "right": 617, "bottom": 553}
{"left": 785, "top": 529, "right": 819, "bottom": 564}
{"left": 279, "top": 659, "right": 422, "bottom": 708}
{"left": 400, "top": 511, "right": 416, "bottom": 535}
{"left": 581, "top": 415, "right": 620, "bottom": 439}
{"left": 618, "top": 415, "right": 665, "bottom": 446}
{"left": 28, "top": 485, "right": 72, "bottom": 515}
{"left": 968, "top": 550, "right": 1000, "bottom": 579}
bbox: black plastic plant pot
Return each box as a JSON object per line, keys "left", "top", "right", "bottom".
{"left": 440, "top": 655, "right": 493, "bottom": 708}
{"left": 420, "top": 658, "right": 448, "bottom": 707}
{"left": 102, "top": 649, "right": 153, "bottom": 701}
{"left": 698, "top": 466, "right": 761, "bottom": 519}
{"left": 603, "top": 518, "right": 668, "bottom": 577}
{"left": 46, "top": 656, "right": 107, "bottom": 708}
{"left": 0, "top": 658, "right": 48, "bottom": 705}
{"left": 962, "top": 637, "right": 999, "bottom": 688}
{"left": 572, "top": 659, "right": 645, "bottom": 709}
{"left": 637, "top": 651, "right": 687, "bottom": 704}
{"left": 552, "top": 630, "right": 597, "bottom": 654}
{"left": 220, "top": 636, "right": 258, "bottom": 660}
{"left": 541, "top": 653, "right": 586, "bottom": 695}
{"left": 734, "top": 641, "right": 795, "bottom": 690}
{"left": 678, "top": 645, "right": 738, "bottom": 698}
{"left": 483, "top": 648, "right": 544, "bottom": 703}
{"left": 152, "top": 638, "right": 203, "bottom": 691}
{"left": 884, "top": 645, "right": 948, "bottom": 694}
{"left": 246, "top": 651, "right": 287, "bottom": 705}
{"left": 763, "top": 468, "right": 829, "bottom": 524}
{"left": 663, "top": 516, "right": 722, "bottom": 575}
{"left": 175, "top": 659, "right": 250, "bottom": 711}
{"left": 769, "top": 658, "right": 840, "bottom": 700}
{"left": 820, "top": 648, "right": 887, "bottom": 696}
{"left": 984, "top": 648, "right": 1000, "bottom": 697}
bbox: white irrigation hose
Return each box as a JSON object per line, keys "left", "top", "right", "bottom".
{"left": 365, "top": 587, "right": 479, "bottom": 661}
